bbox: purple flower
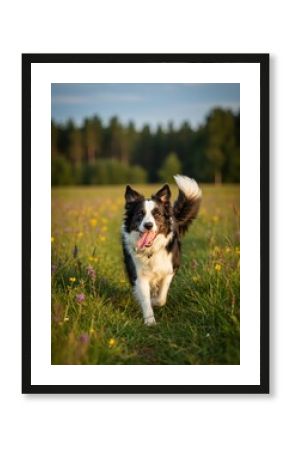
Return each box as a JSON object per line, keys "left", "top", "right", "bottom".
{"left": 87, "top": 265, "right": 96, "bottom": 281}
{"left": 75, "top": 293, "right": 85, "bottom": 303}
{"left": 79, "top": 333, "right": 90, "bottom": 344}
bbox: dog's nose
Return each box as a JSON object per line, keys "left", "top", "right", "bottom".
{"left": 144, "top": 222, "right": 153, "bottom": 230}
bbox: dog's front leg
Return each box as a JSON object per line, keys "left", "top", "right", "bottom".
{"left": 134, "top": 276, "right": 156, "bottom": 326}
{"left": 152, "top": 273, "right": 174, "bottom": 307}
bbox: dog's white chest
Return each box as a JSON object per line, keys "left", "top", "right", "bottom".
{"left": 149, "top": 249, "right": 172, "bottom": 274}
{"left": 123, "top": 230, "right": 174, "bottom": 285}
{"left": 136, "top": 247, "right": 173, "bottom": 283}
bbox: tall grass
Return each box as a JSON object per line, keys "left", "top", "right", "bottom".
{"left": 51, "top": 184, "right": 240, "bottom": 365}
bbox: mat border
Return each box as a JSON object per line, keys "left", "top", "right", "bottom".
{"left": 22, "top": 53, "right": 269, "bottom": 394}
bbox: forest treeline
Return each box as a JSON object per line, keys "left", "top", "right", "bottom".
{"left": 51, "top": 107, "right": 240, "bottom": 185}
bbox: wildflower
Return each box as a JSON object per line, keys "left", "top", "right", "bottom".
{"left": 79, "top": 333, "right": 90, "bottom": 344}
{"left": 90, "top": 218, "right": 97, "bottom": 227}
{"left": 88, "top": 256, "right": 98, "bottom": 263}
{"left": 69, "top": 277, "right": 76, "bottom": 283}
{"left": 75, "top": 293, "right": 85, "bottom": 303}
{"left": 64, "top": 317, "right": 69, "bottom": 322}
{"left": 225, "top": 246, "right": 231, "bottom": 253}
{"left": 87, "top": 265, "right": 96, "bottom": 281}
{"left": 215, "top": 263, "right": 222, "bottom": 272}
{"left": 51, "top": 236, "right": 55, "bottom": 243}
{"left": 100, "top": 236, "right": 106, "bottom": 242}
{"left": 212, "top": 215, "right": 219, "bottom": 223}
{"left": 108, "top": 338, "right": 116, "bottom": 348}
{"left": 101, "top": 226, "right": 108, "bottom": 232}
{"left": 77, "top": 231, "right": 83, "bottom": 238}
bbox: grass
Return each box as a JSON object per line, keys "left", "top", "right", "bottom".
{"left": 51, "top": 184, "right": 240, "bottom": 365}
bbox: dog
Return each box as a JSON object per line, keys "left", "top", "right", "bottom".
{"left": 121, "top": 175, "right": 202, "bottom": 325}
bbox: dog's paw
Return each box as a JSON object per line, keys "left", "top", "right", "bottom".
{"left": 144, "top": 316, "right": 156, "bottom": 326}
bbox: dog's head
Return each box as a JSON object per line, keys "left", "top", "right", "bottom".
{"left": 124, "top": 184, "right": 173, "bottom": 250}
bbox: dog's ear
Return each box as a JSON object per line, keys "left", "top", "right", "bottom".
{"left": 153, "top": 184, "right": 171, "bottom": 204}
{"left": 125, "top": 185, "right": 143, "bottom": 203}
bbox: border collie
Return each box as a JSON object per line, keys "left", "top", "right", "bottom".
{"left": 122, "top": 175, "right": 202, "bottom": 325}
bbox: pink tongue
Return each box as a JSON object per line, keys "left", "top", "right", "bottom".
{"left": 136, "top": 231, "right": 156, "bottom": 249}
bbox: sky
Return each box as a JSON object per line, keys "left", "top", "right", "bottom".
{"left": 51, "top": 83, "right": 240, "bottom": 130}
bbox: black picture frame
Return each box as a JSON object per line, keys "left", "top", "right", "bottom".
{"left": 22, "top": 53, "right": 269, "bottom": 394}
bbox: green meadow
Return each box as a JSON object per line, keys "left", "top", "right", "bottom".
{"left": 51, "top": 184, "right": 240, "bottom": 365}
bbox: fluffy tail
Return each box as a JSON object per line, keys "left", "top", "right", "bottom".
{"left": 173, "top": 175, "right": 202, "bottom": 235}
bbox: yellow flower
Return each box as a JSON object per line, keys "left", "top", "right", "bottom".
{"left": 108, "top": 338, "right": 116, "bottom": 348}
{"left": 100, "top": 236, "right": 106, "bottom": 242}
{"left": 225, "top": 246, "right": 231, "bottom": 253}
{"left": 212, "top": 215, "right": 219, "bottom": 223}
{"left": 69, "top": 277, "right": 76, "bottom": 283}
{"left": 64, "top": 317, "right": 69, "bottom": 322}
{"left": 101, "top": 226, "right": 108, "bottom": 232}
{"left": 51, "top": 236, "right": 55, "bottom": 243}
{"left": 88, "top": 256, "right": 98, "bottom": 262}
{"left": 215, "top": 263, "right": 222, "bottom": 272}
{"left": 77, "top": 231, "right": 83, "bottom": 238}
{"left": 89, "top": 218, "right": 97, "bottom": 227}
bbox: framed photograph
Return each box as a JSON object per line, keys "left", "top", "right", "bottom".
{"left": 22, "top": 53, "right": 269, "bottom": 394}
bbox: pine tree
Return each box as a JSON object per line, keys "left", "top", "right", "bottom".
{"left": 158, "top": 152, "right": 182, "bottom": 183}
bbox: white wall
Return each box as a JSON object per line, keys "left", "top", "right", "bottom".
{"left": 0, "top": 1, "right": 287, "bottom": 449}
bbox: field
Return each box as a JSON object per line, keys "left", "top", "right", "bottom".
{"left": 51, "top": 184, "right": 240, "bottom": 365}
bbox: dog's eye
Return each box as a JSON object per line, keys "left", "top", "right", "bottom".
{"left": 153, "top": 209, "right": 160, "bottom": 217}
{"left": 137, "top": 211, "right": 144, "bottom": 219}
